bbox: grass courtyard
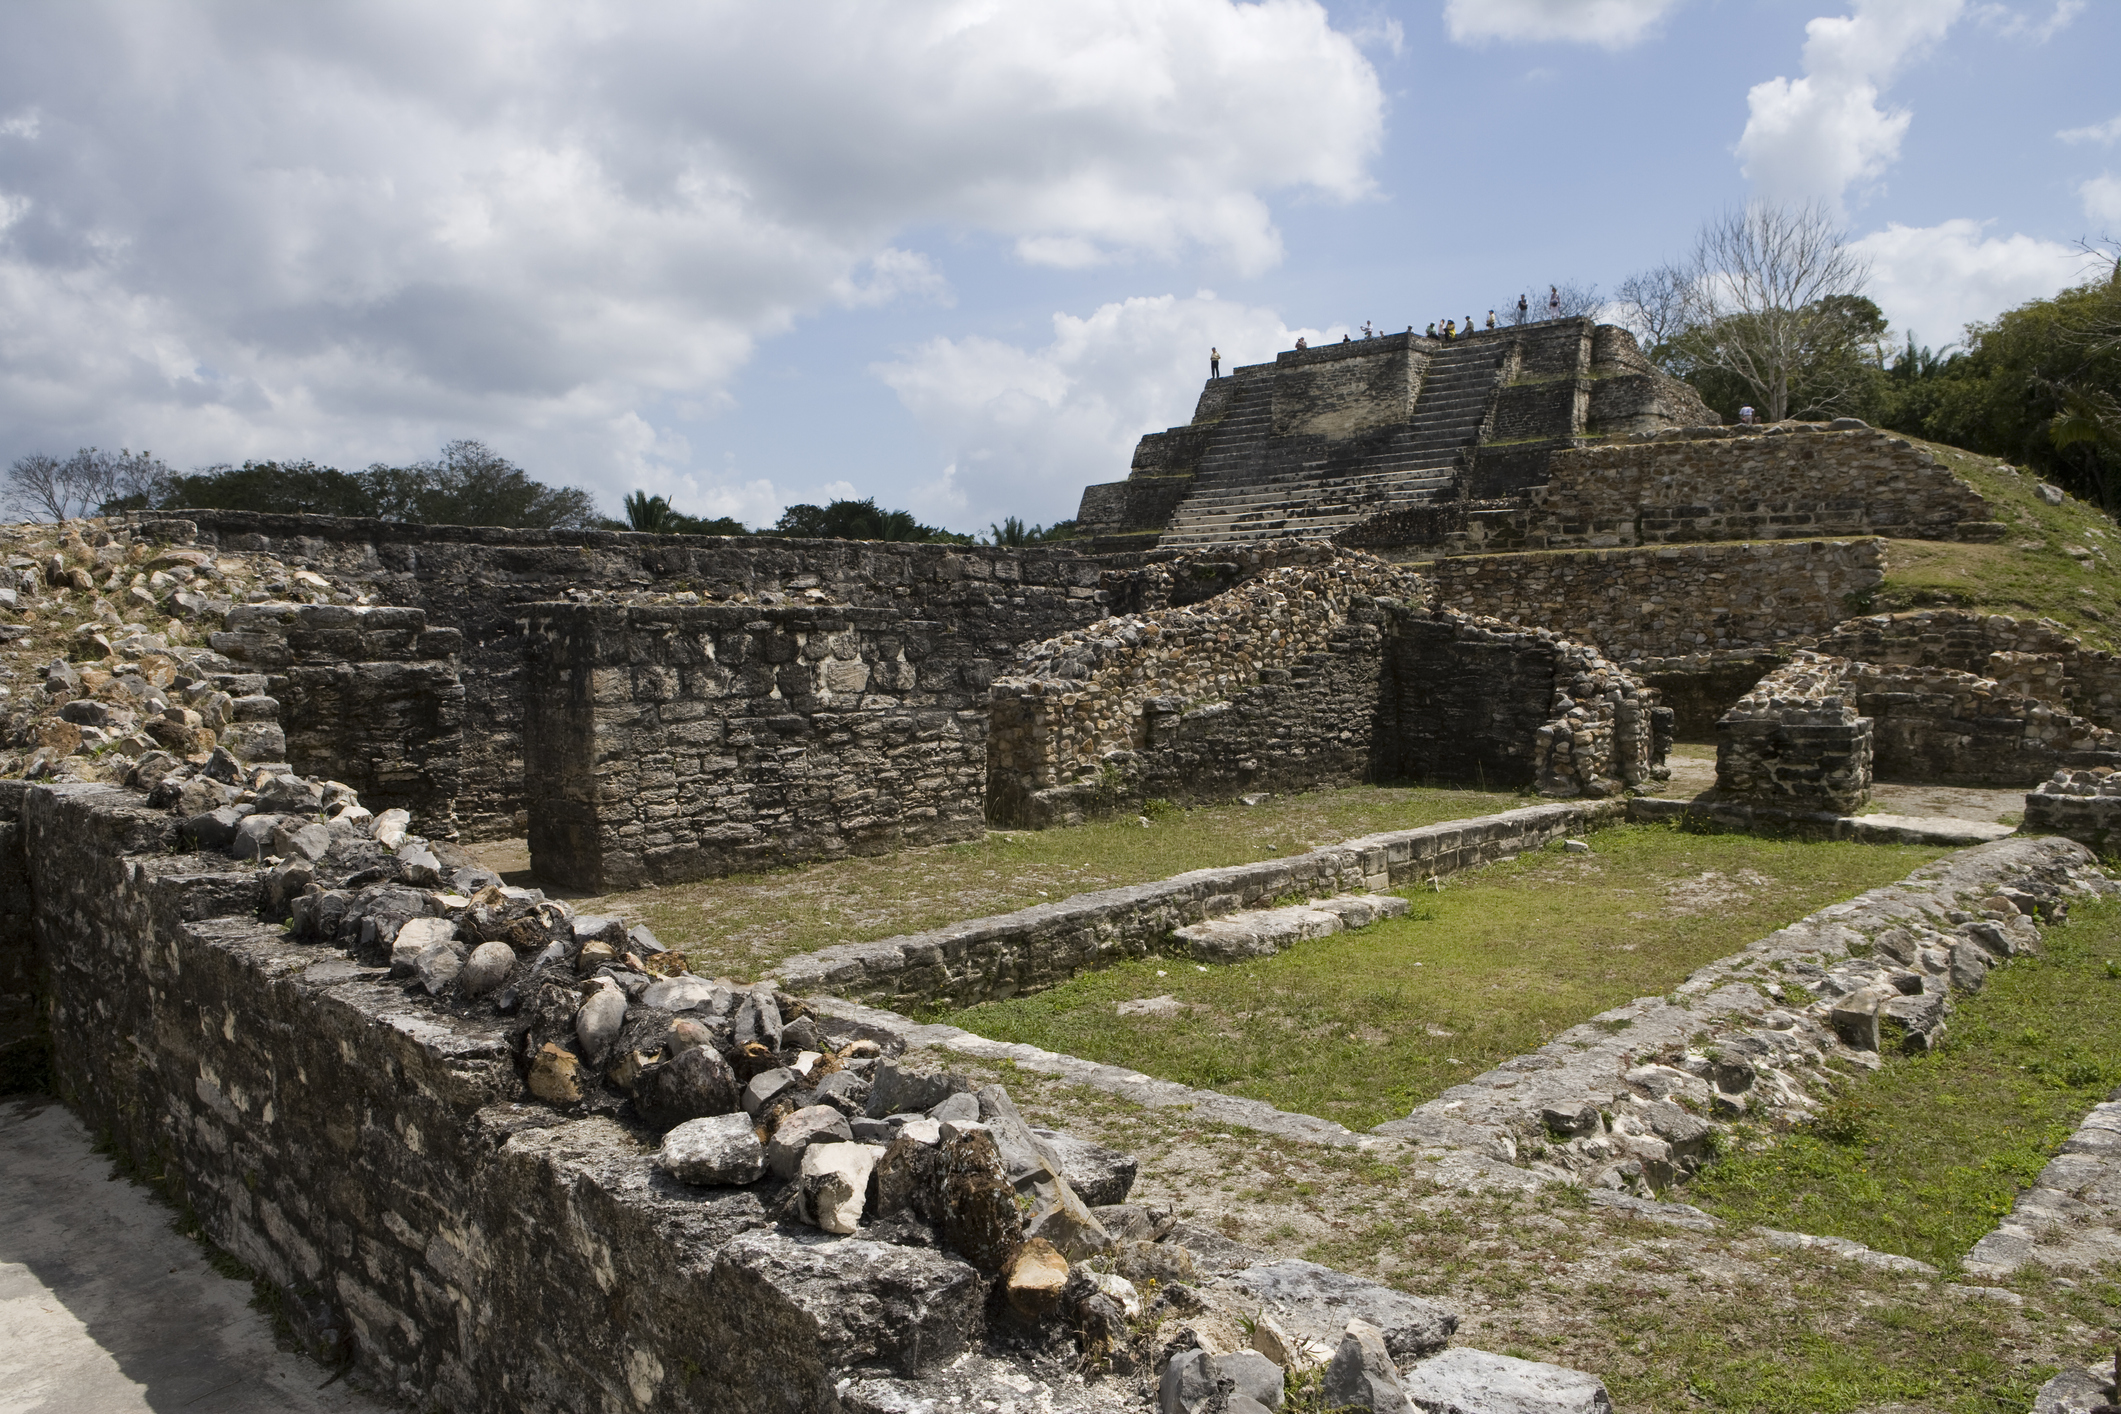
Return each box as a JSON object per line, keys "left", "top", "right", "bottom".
{"left": 934, "top": 822, "right": 1946, "bottom": 1130}
{"left": 592, "top": 781, "right": 1538, "bottom": 980}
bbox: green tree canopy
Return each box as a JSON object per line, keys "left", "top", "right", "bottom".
{"left": 771, "top": 497, "right": 970, "bottom": 544}
{"left": 1873, "top": 254, "right": 2121, "bottom": 510}
{"left": 128, "top": 440, "right": 601, "bottom": 528}
{"left": 618, "top": 490, "right": 751, "bottom": 536}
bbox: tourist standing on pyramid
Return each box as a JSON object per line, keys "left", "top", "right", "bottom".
{"left": 1210, "top": 347, "right": 1220, "bottom": 378}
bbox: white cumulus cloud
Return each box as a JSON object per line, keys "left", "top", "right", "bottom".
{"left": 1442, "top": 0, "right": 1686, "bottom": 49}
{"left": 2081, "top": 174, "right": 2121, "bottom": 227}
{"left": 1849, "top": 219, "right": 2086, "bottom": 345}
{"left": 1737, "top": 0, "right": 1965, "bottom": 209}
{"left": 2060, "top": 115, "right": 2121, "bottom": 147}
{"left": 0, "top": 0, "right": 1383, "bottom": 514}
{"left": 874, "top": 293, "right": 1343, "bottom": 529}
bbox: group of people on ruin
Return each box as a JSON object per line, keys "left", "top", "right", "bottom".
{"left": 1212, "top": 285, "right": 1568, "bottom": 374}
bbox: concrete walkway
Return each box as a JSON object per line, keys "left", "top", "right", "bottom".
{"left": 0, "top": 1097, "right": 390, "bottom": 1414}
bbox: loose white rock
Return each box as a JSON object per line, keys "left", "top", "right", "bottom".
{"left": 458, "top": 941, "right": 516, "bottom": 997}
{"left": 371, "top": 808, "right": 412, "bottom": 849}
{"left": 799, "top": 1141, "right": 882, "bottom": 1234}
{"left": 659, "top": 1113, "right": 765, "bottom": 1186}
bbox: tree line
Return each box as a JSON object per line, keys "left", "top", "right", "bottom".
{"left": 2, "top": 437, "right": 1080, "bottom": 545}
{"left": 1608, "top": 203, "right": 2121, "bottom": 511}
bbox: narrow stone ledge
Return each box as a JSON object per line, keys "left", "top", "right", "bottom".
{"left": 1627, "top": 794, "right": 2016, "bottom": 846}
{"left": 772, "top": 800, "right": 1623, "bottom": 1006}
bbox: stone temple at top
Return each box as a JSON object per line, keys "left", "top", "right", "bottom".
{"left": 1074, "top": 317, "right": 1714, "bottom": 550}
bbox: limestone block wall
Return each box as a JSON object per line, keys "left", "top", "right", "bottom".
{"left": 139, "top": 512, "right": 1132, "bottom": 838}
{"left": 1819, "top": 609, "right": 2121, "bottom": 732}
{"left": 520, "top": 602, "right": 987, "bottom": 891}
{"left": 984, "top": 556, "right": 1425, "bottom": 827}
{"left": 3, "top": 780, "right": 976, "bottom": 1414}
{"left": 1429, "top": 538, "right": 1885, "bottom": 662}
{"left": 1716, "top": 655, "right": 1874, "bottom": 813}
{"left": 1847, "top": 661, "right": 2121, "bottom": 786}
{"left": 1719, "top": 653, "right": 2121, "bottom": 806}
{"left": 1380, "top": 613, "right": 1669, "bottom": 798}
{"left": 210, "top": 601, "right": 465, "bottom": 826}
{"left": 1455, "top": 426, "right": 1999, "bottom": 553}
{"left": 2024, "top": 769, "right": 2121, "bottom": 851}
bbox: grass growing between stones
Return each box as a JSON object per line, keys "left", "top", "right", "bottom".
{"left": 1878, "top": 437, "right": 2121, "bottom": 648}
{"left": 935, "top": 824, "right": 1946, "bottom": 1131}
{"left": 943, "top": 1054, "right": 2120, "bottom": 1414}
{"left": 584, "top": 782, "right": 1537, "bottom": 979}
{"left": 1678, "top": 895, "right": 2121, "bottom": 1270}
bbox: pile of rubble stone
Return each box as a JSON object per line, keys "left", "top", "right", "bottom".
{"left": 0, "top": 517, "right": 364, "bottom": 783}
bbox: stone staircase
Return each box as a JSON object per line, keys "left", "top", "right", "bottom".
{"left": 1158, "top": 335, "right": 1512, "bottom": 549}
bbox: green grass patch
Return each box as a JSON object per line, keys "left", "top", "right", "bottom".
{"left": 592, "top": 782, "right": 1539, "bottom": 980}
{"left": 1876, "top": 438, "right": 2121, "bottom": 648}
{"left": 935, "top": 824, "right": 1946, "bottom": 1130}
{"left": 1680, "top": 895, "right": 2121, "bottom": 1269}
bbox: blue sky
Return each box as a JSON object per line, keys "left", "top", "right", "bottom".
{"left": 2, "top": 1, "right": 2115, "bottom": 534}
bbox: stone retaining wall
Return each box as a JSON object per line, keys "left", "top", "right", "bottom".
{"left": 985, "top": 556, "right": 1423, "bottom": 827}
{"left": 1451, "top": 425, "right": 1998, "bottom": 553}
{"left": 1819, "top": 608, "right": 2121, "bottom": 733}
{"left": 775, "top": 802, "right": 1622, "bottom": 1007}
{"left": 0, "top": 780, "right": 1031, "bottom": 1412}
{"left": 1716, "top": 654, "right": 1874, "bottom": 813}
{"left": 137, "top": 512, "right": 1139, "bottom": 838}
{"left": 1428, "top": 539, "right": 1884, "bottom": 662}
{"left": 2018, "top": 769, "right": 2121, "bottom": 851}
{"left": 519, "top": 602, "right": 987, "bottom": 891}
{"left": 209, "top": 601, "right": 465, "bottom": 826}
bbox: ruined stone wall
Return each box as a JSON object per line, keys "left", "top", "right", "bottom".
{"left": 7, "top": 779, "right": 983, "bottom": 1414}
{"left": 520, "top": 602, "right": 986, "bottom": 891}
{"left": 136, "top": 512, "right": 1130, "bottom": 838}
{"left": 1819, "top": 609, "right": 2121, "bottom": 733}
{"left": 1719, "top": 654, "right": 2121, "bottom": 806}
{"left": 0, "top": 786, "right": 35, "bottom": 1088}
{"left": 1847, "top": 660, "right": 2121, "bottom": 786}
{"left": 985, "top": 553, "right": 1666, "bottom": 825}
{"left": 984, "top": 557, "right": 1424, "bottom": 827}
{"left": 1429, "top": 538, "right": 1884, "bottom": 661}
{"left": 2025, "top": 769, "right": 2121, "bottom": 851}
{"left": 208, "top": 601, "right": 465, "bottom": 826}
{"left": 1379, "top": 613, "right": 1668, "bottom": 797}
{"left": 1455, "top": 426, "right": 1999, "bottom": 553}
{"left": 1715, "top": 655, "right": 1874, "bottom": 813}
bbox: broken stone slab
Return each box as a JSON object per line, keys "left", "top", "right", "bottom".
{"left": 1584, "top": 1190, "right": 1718, "bottom": 1231}
{"left": 744, "top": 1066, "right": 800, "bottom": 1119}
{"left": 1215, "top": 1350, "right": 1286, "bottom": 1409}
{"left": 1031, "top": 1126, "right": 1139, "bottom": 1206}
{"left": 1004, "top": 1236, "right": 1070, "bottom": 1320}
{"left": 1220, "top": 1259, "right": 1457, "bottom": 1362}
{"left": 416, "top": 940, "right": 467, "bottom": 996}
{"left": 636, "top": 1044, "right": 743, "bottom": 1131}
{"left": 1323, "top": 1321, "right": 1413, "bottom": 1414}
{"left": 1161, "top": 1348, "right": 1231, "bottom": 1414}
{"left": 863, "top": 1057, "right": 972, "bottom": 1118}
{"left": 641, "top": 974, "right": 724, "bottom": 1012}
{"left": 1309, "top": 893, "right": 1412, "bottom": 929}
{"left": 768, "top": 1105, "right": 857, "bottom": 1178}
{"left": 1757, "top": 1228, "right": 1937, "bottom": 1275}
{"left": 2032, "top": 1364, "right": 2117, "bottom": 1414}
{"left": 1399, "top": 1347, "right": 1615, "bottom": 1414}
{"left": 1176, "top": 904, "right": 1342, "bottom": 962}
{"left": 659, "top": 1112, "right": 766, "bottom": 1186}
{"left": 798, "top": 1140, "right": 883, "bottom": 1234}
{"left": 707, "top": 1228, "right": 983, "bottom": 1387}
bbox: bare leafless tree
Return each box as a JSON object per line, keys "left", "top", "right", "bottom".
{"left": 5, "top": 447, "right": 172, "bottom": 522}
{"left": 1678, "top": 202, "right": 1873, "bottom": 422}
{"left": 1612, "top": 263, "right": 1690, "bottom": 352}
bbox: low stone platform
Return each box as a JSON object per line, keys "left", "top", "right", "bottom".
{"left": 1626, "top": 794, "right": 2017, "bottom": 846}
